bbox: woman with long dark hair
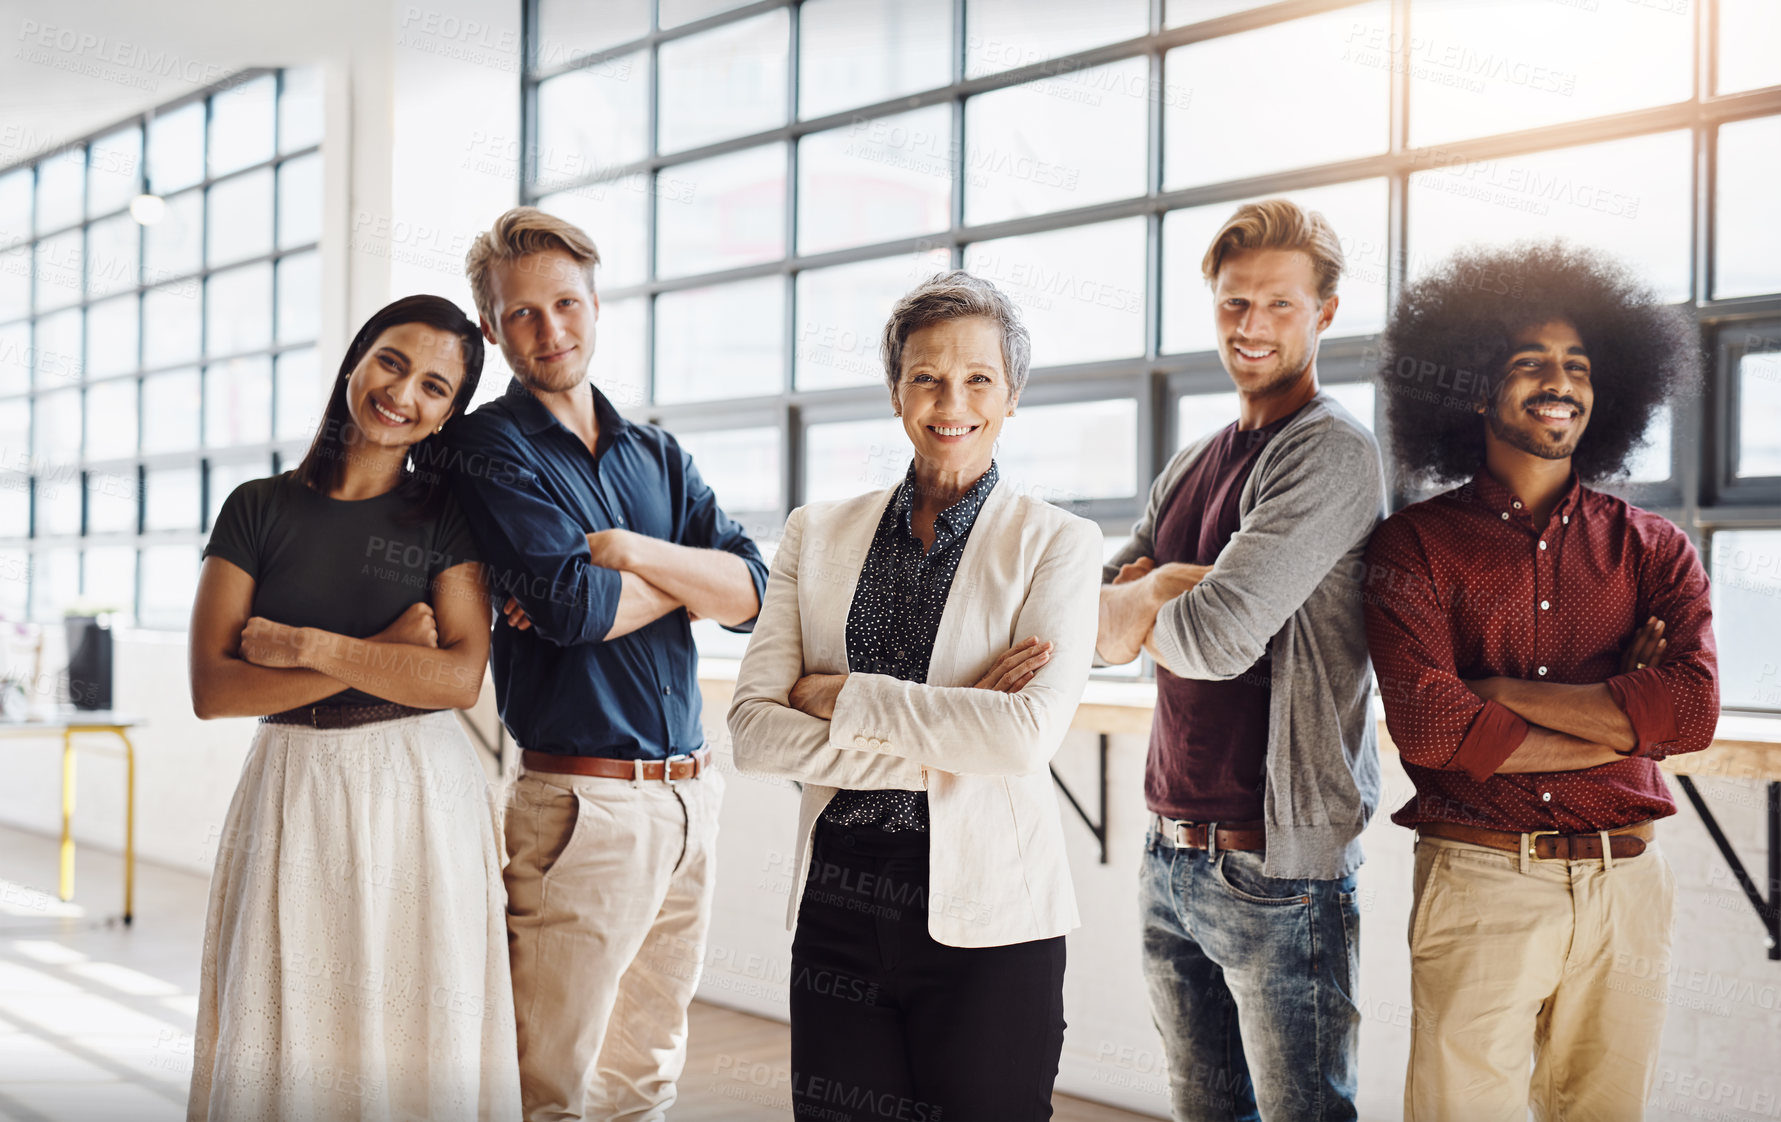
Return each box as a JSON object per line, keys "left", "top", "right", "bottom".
{"left": 185, "top": 295, "right": 520, "bottom": 1120}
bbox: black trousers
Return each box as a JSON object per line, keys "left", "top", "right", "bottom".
{"left": 789, "top": 819, "right": 1067, "bottom": 1122}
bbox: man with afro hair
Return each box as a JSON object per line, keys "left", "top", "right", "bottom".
{"left": 1364, "top": 240, "right": 1719, "bottom": 1121}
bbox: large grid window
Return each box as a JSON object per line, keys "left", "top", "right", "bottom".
{"left": 523, "top": 0, "right": 1781, "bottom": 704}
{"left": 0, "top": 69, "right": 322, "bottom": 629}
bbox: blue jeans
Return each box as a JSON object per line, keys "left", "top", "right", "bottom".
{"left": 1139, "top": 823, "right": 1361, "bottom": 1122}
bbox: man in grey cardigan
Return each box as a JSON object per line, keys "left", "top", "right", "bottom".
{"left": 1097, "top": 199, "right": 1385, "bottom": 1122}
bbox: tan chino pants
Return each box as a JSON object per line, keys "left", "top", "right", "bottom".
{"left": 1405, "top": 832, "right": 1676, "bottom": 1122}
{"left": 503, "top": 764, "right": 725, "bottom": 1122}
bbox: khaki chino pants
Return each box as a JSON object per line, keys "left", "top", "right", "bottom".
{"left": 1406, "top": 833, "right": 1676, "bottom": 1122}
{"left": 503, "top": 764, "right": 724, "bottom": 1122}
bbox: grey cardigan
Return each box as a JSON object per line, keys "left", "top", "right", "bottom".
{"left": 1105, "top": 392, "right": 1386, "bottom": 880}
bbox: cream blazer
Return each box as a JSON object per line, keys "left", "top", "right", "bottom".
{"left": 726, "top": 481, "right": 1102, "bottom": 948}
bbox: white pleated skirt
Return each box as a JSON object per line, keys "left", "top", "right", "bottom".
{"left": 187, "top": 710, "right": 522, "bottom": 1121}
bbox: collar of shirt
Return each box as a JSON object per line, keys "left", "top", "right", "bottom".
{"left": 1464, "top": 466, "right": 1584, "bottom": 532}
{"left": 893, "top": 460, "right": 1000, "bottom": 548}
{"left": 501, "top": 376, "right": 633, "bottom": 457}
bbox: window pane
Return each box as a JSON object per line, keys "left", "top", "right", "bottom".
{"left": 798, "top": 106, "right": 952, "bottom": 255}
{"left": 83, "top": 547, "right": 136, "bottom": 620}
{"left": 86, "top": 213, "right": 140, "bottom": 299}
{"left": 592, "top": 297, "right": 647, "bottom": 411}
{"left": 1164, "top": 0, "right": 1273, "bottom": 27}
{"left": 207, "top": 168, "right": 275, "bottom": 268}
{"left": 964, "top": 57, "right": 1149, "bottom": 226}
{"left": 535, "top": 0, "right": 650, "bottom": 66}
{"left": 142, "top": 369, "right": 202, "bottom": 454}
{"left": 0, "top": 244, "right": 28, "bottom": 322}
{"left": 1163, "top": 179, "right": 1389, "bottom": 355}
{"left": 35, "top": 388, "right": 83, "bottom": 467}
{"left": 536, "top": 52, "right": 650, "bottom": 190}
{"left": 1625, "top": 402, "right": 1672, "bottom": 484}
{"left": 657, "top": 11, "right": 790, "bottom": 154}
{"left": 35, "top": 231, "right": 83, "bottom": 312}
{"left": 86, "top": 378, "right": 139, "bottom": 459}
{"left": 1711, "top": 531, "right": 1781, "bottom": 710}
{"left": 143, "top": 188, "right": 203, "bottom": 283}
{"left": 1325, "top": 381, "right": 1376, "bottom": 435}
{"left": 277, "top": 251, "right": 320, "bottom": 344}
{"left": 0, "top": 168, "right": 31, "bottom": 246}
{"left": 1720, "top": 0, "right": 1781, "bottom": 94}
{"left": 1407, "top": 131, "right": 1693, "bottom": 303}
{"left": 0, "top": 400, "right": 27, "bottom": 465}
{"left": 1165, "top": 4, "right": 1390, "bottom": 190}
{"left": 206, "top": 263, "right": 274, "bottom": 357}
{"left": 1714, "top": 116, "right": 1781, "bottom": 301}
{"left": 0, "top": 484, "right": 26, "bottom": 540}
{"left": 654, "top": 278, "right": 784, "bottom": 403}
{"left": 655, "top": 143, "right": 786, "bottom": 279}
{"left": 86, "top": 296, "right": 139, "bottom": 379}
{"left": 962, "top": 217, "right": 1145, "bottom": 368}
{"left": 275, "top": 348, "right": 323, "bottom": 441}
{"left": 143, "top": 466, "right": 200, "bottom": 531}
{"left": 205, "top": 356, "right": 273, "bottom": 447}
{"left": 0, "top": 323, "right": 27, "bottom": 396}
{"left": 1177, "top": 390, "right": 1238, "bottom": 450}
{"left": 37, "top": 483, "right": 83, "bottom": 540}
{"left": 1737, "top": 349, "right": 1781, "bottom": 479}
{"left": 965, "top": 0, "right": 1148, "bottom": 79}
{"left": 209, "top": 75, "right": 278, "bottom": 178}
{"left": 280, "top": 66, "right": 324, "bottom": 153}
{"left": 795, "top": 249, "right": 951, "bottom": 391}
{"left": 139, "top": 544, "right": 200, "bottom": 629}
{"left": 35, "top": 309, "right": 83, "bottom": 390}
{"left": 35, "top": 149, "right": 84, "bottom": 235}
{"left": 208, "top": 457, "right": 272, "bottom": 527}
{"left": 278, "top": 153, "right": 323, "bottom": 249}
{"left": 88, "top": 128, "right": 142, "bottom": 219}
{"left": 537, "top": 180, "right": 649, "bottom": 289}
{"left": 660, "top": 0, "right": 753, "bottom": 29}
{"left": 799, "top": 0, "right": 952, "bottom": 120}
{"left": 803, "top": 416, "right": 907, "bottom": 502}
{"left": 1406, "top": 0, "right": 1692, "bottom": 148}
{"left": 998, "top": 398, "right": 1136, "bottom": 504}
{"left": 674, "top": 427, "right": 781, "bottom": 512}
{"left": 148, "top": 102, "right": 206, "bottom": 195}
{"left": 31, "top": 548, "right": 79, "bottom": 620}
{"left": 143, "top": 284, "right": 202, "bottom": 369}
{"left": 87, "top": 468, "right": 139, "bottom": 534}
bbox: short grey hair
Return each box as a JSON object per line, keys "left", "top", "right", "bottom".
{"left": 879, "top": 270, "right": 1032, "bottom": 397}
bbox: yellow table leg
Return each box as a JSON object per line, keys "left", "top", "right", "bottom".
{"left": 120, "top": 730, "right": 135, "bottom": 925}
{"left": 59, "top": 729, "right": 75, "bottom": 902}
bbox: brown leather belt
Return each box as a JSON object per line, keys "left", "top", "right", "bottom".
{"left": 1155, "top": 815, "right": 1267, "bottom": 852}
{"left": 261, "top": 701, "right": 438, "bottom": 729}
{"left": 1418, "top": 819, "right": 1655, "bottom": 862}
{"left": 523, "top": 747, "right": 711, "bottom": 785}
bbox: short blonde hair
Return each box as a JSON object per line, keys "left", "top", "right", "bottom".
{"left": 464, "top": 206, "right": 601, "bottom": 325}
{"left": 1200, "top": 198, "right": 1344, "bottom": 302}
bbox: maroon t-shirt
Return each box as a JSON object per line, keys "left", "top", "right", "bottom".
{"left": 1147, "top": 413, "right": 1296, "bottom": 822}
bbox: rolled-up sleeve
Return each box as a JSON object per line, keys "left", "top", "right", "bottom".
{"left": 673, "top": 439, "right": 768, "bottom": 631}
{"left": 1364, "top": 516, "right": 1530, "bottom": 781}
{"left": 1605, "top": 526, "right": 1718, "bottom": 760}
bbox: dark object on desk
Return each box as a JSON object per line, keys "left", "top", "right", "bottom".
{"left": 64, "top": 616, "right": 113, "bottom": 711}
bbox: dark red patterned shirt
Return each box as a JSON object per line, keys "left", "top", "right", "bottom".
{"left": 1363, "top": 470, "right": 1718, "bottom": 832}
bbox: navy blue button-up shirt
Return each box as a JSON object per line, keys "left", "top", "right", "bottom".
{"left": 443, "top": 378, "right": 768, "bottom": 760}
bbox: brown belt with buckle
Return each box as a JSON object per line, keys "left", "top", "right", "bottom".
{"left": 523, "top": 747, "right": 710, "bottom": 785}
{"left": 261, "top": 701, "right": 439, "bottom": 729}
{"left": 1155, "top": 815, "right": 1267, "bottom": 852}
{"left": 1418, "top": 819, "right": 1655, "bottom": 861}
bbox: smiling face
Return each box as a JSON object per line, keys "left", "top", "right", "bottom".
{"left": 343, "top": 322, "right": 467, "bottom": 448}
{"left": 482, "top": 248, "right": 599, "bottom": 393}
{"left": 1211, "top": 247, "right": 1337, "bottom": 398}
{"left": 1483, "top": 317, "right": 1594, "bottom": 462}
{"left": 892, "top": 316, "right": 1015, "bottom": 480}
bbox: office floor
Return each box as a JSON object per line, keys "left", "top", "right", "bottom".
{"left": 0, "top": 824, "right": 1149, "bottom": 1121}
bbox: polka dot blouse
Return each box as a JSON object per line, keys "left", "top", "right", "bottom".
{"left": 822, "top": 460, "right": 1001, "bottom": 833}
{"left": 1364, "top": 469, "right": 1719, "bottom": 833}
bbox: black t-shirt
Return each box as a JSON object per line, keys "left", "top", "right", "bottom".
{"left": 202, "top": 471, "right": 482, "bottom": 705}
